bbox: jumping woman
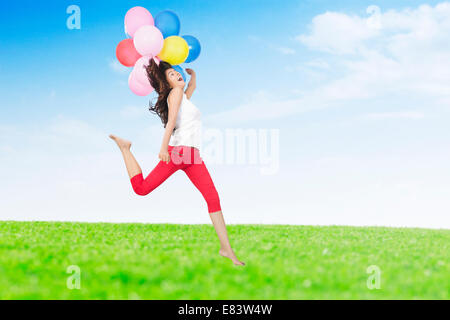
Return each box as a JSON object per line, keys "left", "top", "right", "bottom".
{"left": 109, "top": 59, "right": 245, "bottom": 266}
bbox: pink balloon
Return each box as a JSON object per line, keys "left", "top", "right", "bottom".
{"left": 124, "top": 6, "right": 154, "bottom": 38}
{"left": 133, "top": 55, "right": 161, "bottom": 86}
{"left": 133, "top": 25, "right": 164, "bottom": 56}
{"left": 128, "top": 70, "right": 153, "bottom": 96}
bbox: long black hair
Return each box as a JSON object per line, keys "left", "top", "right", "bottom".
{"left": 145, "top": 58, "right": 175, "bottom": 130}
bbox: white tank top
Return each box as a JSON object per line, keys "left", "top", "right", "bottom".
{"left": 167, "top": 92, "right": 202, "bottom": 151}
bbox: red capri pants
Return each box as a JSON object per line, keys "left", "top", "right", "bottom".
{"left": 130, "top": 145, "right": 222, "bottom": 213}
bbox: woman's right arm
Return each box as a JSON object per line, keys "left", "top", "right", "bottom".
{"left": 159, "top": 87, "right": 183, "bottom": 163}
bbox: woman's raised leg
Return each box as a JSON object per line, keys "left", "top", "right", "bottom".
{"left": 109, "top": 134, "right": 179, "bottom": 196}
{"left": 130, "top": 160, "right": 178, "bottom": 196}
{"left": 109, "top": 134, "right": 141, "bottom": 178}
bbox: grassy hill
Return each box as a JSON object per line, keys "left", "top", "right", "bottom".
{"left": 0, "top": 221, "right": 448, "bottom": 299}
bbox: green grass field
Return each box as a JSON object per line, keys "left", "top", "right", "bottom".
{"left": 0, "top": 221, "right": 448, "bottom": 299}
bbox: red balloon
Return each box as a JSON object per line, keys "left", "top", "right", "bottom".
{"left": 116, "top": 39, "right": 142, "bottom": 67}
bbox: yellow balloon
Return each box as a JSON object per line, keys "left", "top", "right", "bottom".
{"left": 157, "top": 36, "right": 189, "bottom": 65}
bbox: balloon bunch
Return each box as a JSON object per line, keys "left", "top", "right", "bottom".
{"left": 115, "top": 7, "right": 201, "bottom": 96}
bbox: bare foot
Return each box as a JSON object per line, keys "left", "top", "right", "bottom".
{"left": 109, "top": 134, "right": 132, "bottom": 150}
{"left": 219, "top": 248, "right": 245, "bottom": 266}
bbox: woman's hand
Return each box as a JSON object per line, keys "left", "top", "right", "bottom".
{"left": 185, "top": 68, "right": 196, "bottom": 77}
{"left": 159, "top": 148, "right": 171, "bottom": 164}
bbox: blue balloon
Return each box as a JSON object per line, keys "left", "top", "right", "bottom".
{"left": 182, "top": 35, "right": 201, "bottom": 63}
{"left": 172, "top": 65, "right": 186, "bottom": 82}
{"left": 154, "top": 10, "right": 180, "bottom": 38}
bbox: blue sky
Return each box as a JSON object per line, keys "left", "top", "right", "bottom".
{"left": 1, "top": 0, "right": 443, "bottom": 122}
{"left": 1, "top": 1, "right": 450, "bottom": 228}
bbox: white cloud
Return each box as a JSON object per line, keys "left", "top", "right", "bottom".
{"left": 248, "top": 35, "right": 296, "bottom": 55}
{"left": 208, "top": 3, "right": 450, "bottom": 125}
{"left": 0, "top": 114, "right": 111, "bottom": 157}
{"left": 109, "top": 58, "right": 130, "bottom": 74}
{"left": 296, "top": 3, "right": 450, "bottom": 101}
{"left": 203, "top": 90, "right": 320, "bottom": 125}
{"left": 275, "top": 46, "right": 296, "bottom": 55}
{"left": 120, "top": 105, "right": 149, "bottom": 119}
{"left": 296, "top": 3, "right": 450, "bottom": 56}
{"left": 363, "top": 111, "right": 425, "bottom": 119}
{"left": 304, "top": 59, "right": 330, "bottom": 69}
{"left": 296, "top": 11, "right": 378, "bottom": 54}
{"left": 1, "top": 111, "right": 449, "bottom": 228}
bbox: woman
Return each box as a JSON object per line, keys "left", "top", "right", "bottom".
{"left": 109, "top": 58, "right": 245, "bottom": 266}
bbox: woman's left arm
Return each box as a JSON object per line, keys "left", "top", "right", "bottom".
{"left": 184, "top": 68, "right": 196, "bottom": 99}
